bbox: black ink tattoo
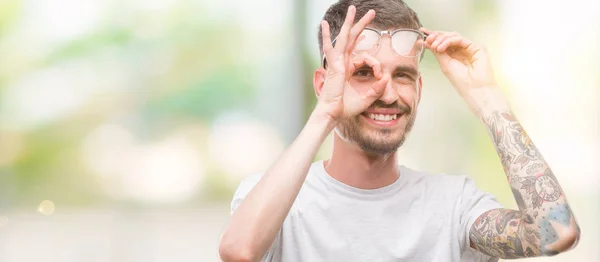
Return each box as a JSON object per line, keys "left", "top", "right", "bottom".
{"left": 470, "top": 209, "right": 539, "bottom": 258}
{"left": 473, "top": 111, "right": 579, "bottom": 258}
{"left": 520, "top": 176, "right": 544, "bottom": 209}
{"left": 520, "top": 168, "right": 562, "bottom": 209}
{"left": 511, "top": 187, "right": 527, "bottom": 211}
{"left": 487, "top": 113, "right": 514, "bottom": 172}
{"left": 535, "top": 169, "right": 561, "bottom": 201}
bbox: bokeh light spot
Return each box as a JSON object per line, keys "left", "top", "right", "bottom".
{"left": 37, "top": 200, "right": 55, "bottom": 216}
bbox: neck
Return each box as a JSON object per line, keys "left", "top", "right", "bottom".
{"left": 324, "top": 133, "right": 400, "bottom": 189}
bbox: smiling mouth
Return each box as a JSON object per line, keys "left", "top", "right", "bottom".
{"left": 360, "top": 112, "right": 405, "bottom": 124}
{"left": 364, "top": 113, "right": 398, "bottom": 121}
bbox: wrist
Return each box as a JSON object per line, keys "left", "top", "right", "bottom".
{"left": 465, "top": 86, "right": 511, "bottom": 119}
{"left": 307, "top": 109, "right": 338, "bottom": 135}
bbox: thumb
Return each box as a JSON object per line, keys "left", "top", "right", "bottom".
{"left": 362, "top": 74, "right": 389, "bottom": 106}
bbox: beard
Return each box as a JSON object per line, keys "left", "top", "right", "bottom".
{"left": 336, "top": 100, "right": 417, "bottom": 156}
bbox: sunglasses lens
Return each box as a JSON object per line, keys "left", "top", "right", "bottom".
{"left": 324, "top": 30, "right": 425, "bottom": 68}
{"left": 392, "top": 31, "right": 424, "bottom": 57}
{"left": 353, "top": 30, "right": 380, "bottom": 55}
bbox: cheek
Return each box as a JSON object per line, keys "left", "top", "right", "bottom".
{"left": 348, "top": 78, "right": 376, "bottom": 93}
{"left": 397, "top": 84, "right": 419, "bottom": 105}
{"left": 340, "top": 115, "right": 361, "bottom": 127}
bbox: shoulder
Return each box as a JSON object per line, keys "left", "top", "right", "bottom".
{"left": 230, "top": 161, "right": 324, "bottom": 212}
{"left": 233, "top": 160, "right": 324, "bottom": 198}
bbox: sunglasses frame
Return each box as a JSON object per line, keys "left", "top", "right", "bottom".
{"left": 322, "top": 27, "right": 428, "bottom": 69}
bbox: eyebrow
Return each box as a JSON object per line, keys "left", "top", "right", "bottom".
{"left": 394, "top": 65, "right": 419, "bottom": 77}
{"left": 355, "top": 64, "right": 420, "bottom": 78}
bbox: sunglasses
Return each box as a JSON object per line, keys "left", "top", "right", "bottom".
{"left": 322, "top": 28, "right": 428, "bottom": 69}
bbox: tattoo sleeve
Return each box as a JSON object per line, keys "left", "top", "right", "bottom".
{"left": 469, "top": 111, "right": 580, "bottom": 258}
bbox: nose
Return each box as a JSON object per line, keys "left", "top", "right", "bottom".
{"left": 373, "top": 35, "right": 399, "bottom": 105}
{"left": 378, "top": 77, "right": 399, "bottom": 105}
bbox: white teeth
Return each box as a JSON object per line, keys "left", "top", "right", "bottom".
{"left": 368, "top": 113, "right": 398, "bottom": 122}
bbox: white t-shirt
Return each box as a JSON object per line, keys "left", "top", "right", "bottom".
{"left": 231, "top": 161, "right": 503, "bottom": 262}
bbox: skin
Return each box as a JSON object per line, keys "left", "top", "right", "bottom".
{"left": 219, "top": 5, "right": 580, "bottom": 261}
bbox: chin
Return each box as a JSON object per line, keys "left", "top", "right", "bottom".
{"left": 359, "top": 127, "right": 407, "bottom": 154}
{"left": 338, "top": 115, "right": 413, "bottom": 156}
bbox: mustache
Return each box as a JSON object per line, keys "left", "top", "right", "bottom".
{"left": 367, "top": 100, "right": 411, "bottom": 114}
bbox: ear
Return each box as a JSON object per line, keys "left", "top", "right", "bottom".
{"left": 313, "top": 68, "right": 327, "bottom": 98}
{"left": 416, "top": 75, "right": 423, "bottom": 104}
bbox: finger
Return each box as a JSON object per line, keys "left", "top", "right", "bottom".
{"left": 436, "top": 36, "right": 461, "bottom": 53}
{"left": 361, "top": 54, "right": 383, "bottom": 79}
{"left": 346, "top": 9, "right": 375, "bottom": 53}
{"left": 351, "top": 58, "right": 366, "bottom": 72}
{"left": 321, "top": 21, "right": 336, "bottom": 70}
{"left": 425, "top": 32, "right": 439, "bottom": 46}
{"left": 437, "top": 36, "right": 473, "bottom": 53}
{"left": 363, "top": 75, "right": 390, "bottom": 105}
{"left": 419, "top": 27, "right": 433, "bottom": 35}
{"left": 422, "top": 28, "right": 459, "bottom": 37}
{"left": 424, "top": 30, "right": 459, "bottom": 47}
{"left": 348, "top": 34, "right": 366, "bottom": 57}
{"left": 431, "top": 33, "right": 450, "bottom": 50}
{"left": 334, "top": 5, "right": 357, "bottom": 51}
{"left": 350, "top": 54, "right": 383, "bottom": 79}
{"left": 355, "top": 34, "right": 366, "bottom": 47}
{"left": 321, "top": 20, "right": 333, "bottom": 50}
{"left": 423, "top": 39, "right": 432, "bottom": 50}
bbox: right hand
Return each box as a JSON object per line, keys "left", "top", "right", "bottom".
{"left": 315, "top": 6, "right": 390, "bottom": 123}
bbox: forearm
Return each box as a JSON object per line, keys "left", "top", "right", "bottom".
{"left": 219, "top": 112, "right": 335, "bottom": 261}
{"left": 475, "top": 87, "right": 579, "bottom": 255}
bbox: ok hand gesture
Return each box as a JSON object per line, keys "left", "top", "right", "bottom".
{"left": 315, "top": 6, "right": 390, "bottom": 124}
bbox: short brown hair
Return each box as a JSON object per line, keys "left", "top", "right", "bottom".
{"left": 318, "top": 0, "right": 423, "bottom": 59}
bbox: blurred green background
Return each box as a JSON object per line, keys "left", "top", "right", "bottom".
{"left": 0, "top": 0, "right": 598, "bottom": 261}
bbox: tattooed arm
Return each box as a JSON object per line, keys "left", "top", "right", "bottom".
{"left": 421, "top": 28, "right": 581, "bottom": 258}
{"left": 468, "top": 108, "right": 580, "bottom": 258}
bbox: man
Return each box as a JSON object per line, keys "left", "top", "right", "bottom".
{"left": 219, "top": 0, "right": 580, "bottom": 261}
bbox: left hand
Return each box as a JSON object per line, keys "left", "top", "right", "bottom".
{"left": 420, "top": 28, "right": 508, "bottom": 115}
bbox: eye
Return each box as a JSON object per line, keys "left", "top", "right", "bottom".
{"left": 353, "top": 69, "right": 374, "bottom": 78}
{"left": 394, "top": 72, "right": 411, "bottom": 79}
